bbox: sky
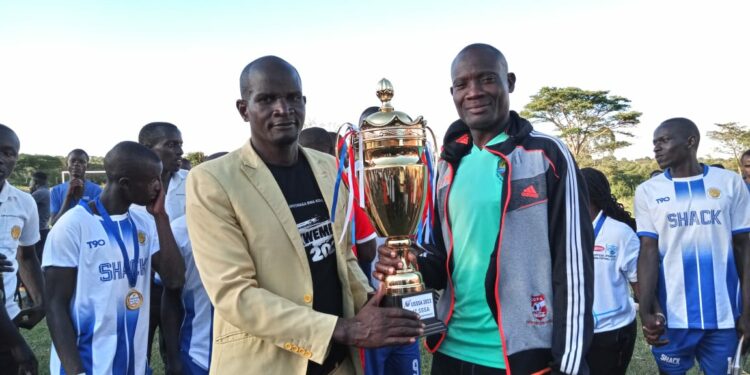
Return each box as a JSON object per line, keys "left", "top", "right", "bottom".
{"left": 1, "top": 0, "right": 748, "bottom": 160}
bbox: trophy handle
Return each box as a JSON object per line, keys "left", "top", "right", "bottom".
{"left": 425, "top": 125, "right": 439, "bottom": 156}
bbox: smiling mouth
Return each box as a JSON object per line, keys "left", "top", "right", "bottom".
{"left": 466, "top": 104, "right": 490, "bottom": 113}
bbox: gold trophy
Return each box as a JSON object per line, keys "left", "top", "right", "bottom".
{"left": 355, "top": 78, "right": 447, "bottom": 336}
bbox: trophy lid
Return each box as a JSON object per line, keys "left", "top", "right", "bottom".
{"left": 363, "top": 78, "right": 423, "bottom": 128}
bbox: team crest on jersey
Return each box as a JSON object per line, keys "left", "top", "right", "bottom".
{"left": 531, "top": 294, "right": 548, "bottom": 320}
{"left": 10, "top": 225, "right": 21, "bottom": 240}
{"left": 497, "top": 160, "right": 507, "bottom": 179}
{"left": 138, "top": 231, "right": 146, "bottom": 245}
{"left": 708, "top": 188, "right": 721, "bottom": 199}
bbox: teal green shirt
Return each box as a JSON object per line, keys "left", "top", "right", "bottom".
{"left": 440, "top": 132, "right": 508, "bottom": 368}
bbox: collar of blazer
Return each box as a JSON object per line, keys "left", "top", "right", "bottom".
{"left": 237, "top": 141, "right": 340, "bottom": 263}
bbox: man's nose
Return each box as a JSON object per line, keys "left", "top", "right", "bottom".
{"left": 273, "top": 99, "right": 292, "bottom": 116}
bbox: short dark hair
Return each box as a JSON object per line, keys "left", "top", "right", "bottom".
{"left": 660, "top": 117, "right": 701, "bottom": 143}
{"left": 138, "top": 122, "right": 179, "bottom": 147}
{"left": 0, "top": 124, "right": 20, "bottom": 150}
{"left": 452, "top": 43, "right": 509, "bottom": 75}
{"left": 104, "top": 141, "right": 161, "bottom": 182}
{"left": 206, "top": 152, "right": 228, "bottom": 161}
{"left": 32, "top": 171, "right": 48, "bottom": 184}
{"left": 299, "top": 127, "right": 334, "bottom": 155}
{"left": 67, "top": 149, "right": 90, "bottom": 162}
{"left": 239, "top": 56, "right": 300, "bottom": 99}
{"left": 742, "top": 149, "right": 750, "bottom": 160}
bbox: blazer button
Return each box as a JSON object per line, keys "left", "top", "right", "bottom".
{"left": 304, "top": 294, "right": 313, "bottom": 304}
{"left": 304, "top": 351, "right": 312, "bottom": 358}
{"left": 284, "top": 343, "right": 292, "bottom": 350}
{"left": 291, "top": 344, "right": 299, "bottom": 352}
{"left": 297, "top": 347, "right": 305, "bottom": 353}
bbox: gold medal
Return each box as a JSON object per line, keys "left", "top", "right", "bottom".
{"left": 125, "top": 289, "right": 144, "bottom": 310}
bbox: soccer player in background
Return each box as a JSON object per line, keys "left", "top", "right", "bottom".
{"left": 637, "top": 118, "right": 750, "bottom": 374}
{"left": 49, "top": 149, "right": 102, "bottom": 226}
{"left": 0, "top": 124, "right": 44, "bottom": 375}
{"left": 44, "top": 141, "right": 185, "bottom": 374}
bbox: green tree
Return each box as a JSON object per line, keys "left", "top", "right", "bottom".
{"left": 706, "top": 122, "right": 750, "bottom": 173}
{"left": 520, "top": 87, "right": 641, "bottom": 158}
{"left": 10, "top": 154, "right": 65, "bottom": 187}
{"left": 184, "top": 152, "right": 206, "bottom": 167}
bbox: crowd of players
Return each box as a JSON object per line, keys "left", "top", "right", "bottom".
{"left": 2, "top": 42, "right": 750, "bottom": 375}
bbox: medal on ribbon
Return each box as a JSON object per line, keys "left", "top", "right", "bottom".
{"left": 94, "top": 199, "right": 142, "bottom": 310}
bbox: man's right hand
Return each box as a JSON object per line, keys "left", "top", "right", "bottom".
{"left": 640, "top": 312, "right": 669, "bottom": 347}
{"left": 66, "top": 178, "right": 84, "bottom": 200}
{"left": 10, "top": 341, "right": 38, "bottom": 375}
{"left": 333, "top": 285, "right": 424, "bottom": 348}
{"left": 373, "top": 243, "right": 418, "bottom": 282}
{"left": 0, "top": 253, "right": 13, "bottom": 273}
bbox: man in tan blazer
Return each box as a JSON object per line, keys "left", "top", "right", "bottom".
{"left": 185, "top": 56, "right": 424, "bottom": 375}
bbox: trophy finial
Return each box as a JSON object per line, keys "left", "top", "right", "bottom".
{"left": 377, "top": 78, "right": 394, "bottom": 112}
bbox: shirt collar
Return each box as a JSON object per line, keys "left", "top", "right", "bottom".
{"left": 0, "top": 180, "right": 11, "bottom": 203}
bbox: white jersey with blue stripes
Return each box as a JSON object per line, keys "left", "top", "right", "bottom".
{"left": 635, "top": 165, "right": 750, "bottom": 329}
{"left": 42, "top": 204, "right": 160, "bottom": 375}
{"left": 171, "top": 215, "right": 213, "bottom": 370}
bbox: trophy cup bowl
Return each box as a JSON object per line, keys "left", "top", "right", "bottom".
{"left": 354, "top": 78, "right": 447, "bottom": 336}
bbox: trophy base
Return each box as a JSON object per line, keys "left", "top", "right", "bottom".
{"left": 382, "top": 290, "right": 447, "bottom": 337}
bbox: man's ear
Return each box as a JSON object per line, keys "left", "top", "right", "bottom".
{"left": 507, "top": 72, "right": 516, "bottom": 93}
{"left": 118, "top": 177, "right": 130, "bottom": 190}
{"left": 687, "top": 135, "right": 699, "bottom": 150}
{"left": 236, "top": 99, "right": 249, "bottom": 122}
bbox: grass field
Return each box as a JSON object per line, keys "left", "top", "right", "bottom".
{"left": 20, "top": 318, "right": 750, "bottom": 374}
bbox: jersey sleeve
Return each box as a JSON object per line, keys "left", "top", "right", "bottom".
{"left": 634, "top": 184, "right": 658, "bottom": 238}
{"left": 147, "top": 216, "right": 161, "bottom": 256}
{"left": 730, "top": 174, "right": 750, "bottom": 234}
{"left": 170, "top": 216, "right": 190, "bottom": 250}
{"left": 353, "top": 205, "right": 376, "bottom": 244}
{"left": 620, "top": 229, "right": 640, "bottom": 283}
{"left": 19, "top": 195, "right": 40, "bottom": 247}
{"left": 49, "top": 185, "right": 62, "bottom": 215}
{"left": 42, "top": 214, "right": 81, "bottom": 268}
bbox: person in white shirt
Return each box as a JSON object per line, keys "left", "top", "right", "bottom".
{"left": 581, "top": 167, "right": 639, "bottom": 375}
{"left": 0, "top": 123, "right": 44, "bottom": 375}
{"left": 161, "top": 151, "right": 226, "bottom": 375}
{"left": 137, "top": 121, "right": 188, "bottom": 371}
{"left": 44, "top": 141, "right": 185, "bottom": 375}
{"left": 637, "top": 118, "right": 750, "bottom": 375}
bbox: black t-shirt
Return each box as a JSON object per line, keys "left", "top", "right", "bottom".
{"left": 267, "top": 155, "right": 347, "bottom": 375}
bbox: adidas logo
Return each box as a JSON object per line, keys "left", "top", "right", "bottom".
{"left": 521, "top": 185, "right": 539, "bottom": 199}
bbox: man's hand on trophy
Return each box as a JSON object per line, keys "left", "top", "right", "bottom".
{"left": 332, "top": 285, "right": 424, "bottom": 347}
{"left": 372, "top": 243, "right": 419, "bottom": 281}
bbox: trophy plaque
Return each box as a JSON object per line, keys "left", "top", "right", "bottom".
{"left": 355, "top": 78, "right": 447, "bottom": 336}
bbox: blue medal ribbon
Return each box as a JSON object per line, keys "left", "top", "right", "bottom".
{"left": 94, "top": 198, "right": 140, "bottom": 288}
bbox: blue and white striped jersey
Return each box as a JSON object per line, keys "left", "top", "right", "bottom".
{"left": 635, "top": 165, "right": 750, "bottom": 329}
{"left": 172, "top": 215, "right": 213, "bottom": 371}
{"left": 42, "top": 204, "right": 160, "bottom": 375}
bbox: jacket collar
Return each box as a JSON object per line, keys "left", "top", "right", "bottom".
{"left": 440, "top": 111, "right": 534, "bottom": 163}
{"left": 237, "top": 141, "right": 336, "bottom": 266}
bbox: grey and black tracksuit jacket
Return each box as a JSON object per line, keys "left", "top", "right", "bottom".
{"left": 418, "top": 111, "right": 594, "bottom": 375}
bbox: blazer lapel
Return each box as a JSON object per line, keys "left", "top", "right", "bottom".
{"left": 238, "top": 142, "right": 309, "bottom": 268}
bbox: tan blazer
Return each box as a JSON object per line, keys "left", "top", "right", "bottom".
{"left": 186, "top": 142, "right": 371, "bottom": 375}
